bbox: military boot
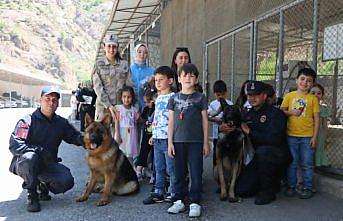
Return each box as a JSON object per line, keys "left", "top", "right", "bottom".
{"left": 27, "top": 190, "right": 41, "bottom": 212}
{"left": 37, "top": 182, "right": 51, "bottom": 201}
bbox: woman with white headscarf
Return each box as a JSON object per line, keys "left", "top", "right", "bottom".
{"left": 130, "top": 43, "right": 154, "bottom": 111}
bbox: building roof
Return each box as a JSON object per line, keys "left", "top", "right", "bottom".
{"left": 0, "top": 63, "right": 62, "bottom": 86}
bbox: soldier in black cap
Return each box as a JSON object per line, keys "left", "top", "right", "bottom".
{"left": 241, "top": 81, "right": 291, "bottom": 205}
{"left": 9, "top": 86, "right": 85, "bottom": 212}
{"left": 240, "top": 81, "right": 291, "bottom": 205}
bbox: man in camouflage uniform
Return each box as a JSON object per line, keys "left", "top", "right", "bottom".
{"left": 92, "top": 33, "right": 134, "bottom": 121}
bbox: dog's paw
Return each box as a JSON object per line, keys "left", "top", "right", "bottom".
{"left": 76, "top": 196, "right": 88, "bottom": 202}
{"left": 228, "top": 197, "right": 242, "bottom": 203}
{"left": 97, "top": 199, "right": 108, "bottom": 206}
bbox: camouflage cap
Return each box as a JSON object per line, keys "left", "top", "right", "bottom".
{"left": 104, "top": 33, "right": 119, "bottom": 46}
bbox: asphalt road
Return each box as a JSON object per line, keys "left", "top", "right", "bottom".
{"left": 0, "top": 108, "right": 343, "bottom": 221}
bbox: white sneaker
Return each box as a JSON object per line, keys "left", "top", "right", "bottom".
{"left": 167, "top": 200, "right": 185, "bottom": 214}
{"left": 189, "top": 203, "right": 201, "bottom": 217}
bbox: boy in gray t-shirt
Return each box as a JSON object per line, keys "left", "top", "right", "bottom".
{"left": 167, "top": 63, "right": 209, "bottom": 218}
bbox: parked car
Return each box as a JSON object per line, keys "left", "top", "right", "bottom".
{"left": 0, "top": 98, "right": 17, "bottom": 108}
{"left": 21, "top": 99, "right": 30, "bottom": 107}
{"left": 0, "top": 100, "right": 4, "bottom": 109}
{"left": 5, "top": 100, "right": 17, "bottom": 108}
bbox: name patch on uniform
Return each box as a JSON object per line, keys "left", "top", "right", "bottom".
{"left": 260, "top": 115, "right": 267, "bottom": 123}
{"left": 17, "top": 123, "right": 29, "bottom": 139}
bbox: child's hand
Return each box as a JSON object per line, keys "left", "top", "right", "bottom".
{"left": 148, "top": 137, "right": 154, "bottom": 146}
{"left": 115, "top": 135, "right": 122, "bottom": 144}
{"left": 289, "top": 109, "right": 303, "bottom": 116}
{"left": 203, "top": 142, "right": 210, "bottom": 158}
{"left": 168, "top": 143, "right": 175, "bottom": 158}
{"left": 213, "top": 117, "right": 222, "bottom": 124}
{"left": 310, "top": 137, "right": 317, "bottom": 149}
{"left": 109, "top": 107, "right": 120, "bottom": 122}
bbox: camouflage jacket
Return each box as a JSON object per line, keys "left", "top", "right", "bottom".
{"left": 92, "top": 57, "right": 133, "bottom": 108}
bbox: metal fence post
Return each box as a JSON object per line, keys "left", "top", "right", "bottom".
{"left": 277, "top": 10, "right": 285, "bottom": 98}
{"left": 252, "top": 21, "right": 258, "bottom": 80}
{"left": 203, "top": 43, "right": 209, "bottom": 96}
{"left": 332, "top": 60, "right": 340, "bottom": 124}
{"left": 231, "top": 34, "right": 236, "bottom": 100}
{"left": 249, "top": 23, "right": 255, "bottom": 80}
{"left": 145, "top": 24, "right": 149, "bottom": 66}
{"left": 313, "top": 0, "right": 319, "bottom": 71}
{"left": 217, "top": 41, "right": 222, "bottom": 80}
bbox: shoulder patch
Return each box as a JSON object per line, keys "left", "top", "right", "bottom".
{"left": 17, "top": 122, "right": 29, "bottom": 139}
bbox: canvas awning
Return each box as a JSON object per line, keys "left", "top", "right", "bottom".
{"left": 0, "top": 63, "right": 62, "bottom": 86}
{"left": 95, "top": 0, "right": 167, "bottom": 60}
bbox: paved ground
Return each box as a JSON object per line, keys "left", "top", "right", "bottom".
{"left": 0, "top": 108, "right": 343, "bottom": 221}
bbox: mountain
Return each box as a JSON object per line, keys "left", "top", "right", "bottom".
{"left": 0, "top": 0, "right": 112, "bottom": 88}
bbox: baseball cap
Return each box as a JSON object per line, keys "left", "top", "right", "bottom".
{"left": 41, "top": 86, "right": 61, "bottom": 98}
{"left": 104, "top": 33, "right": 119, "bottom": 46}
{"left": 246, "top": 81, "right": 266, "bottom": 95}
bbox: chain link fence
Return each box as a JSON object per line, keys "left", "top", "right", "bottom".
{"left": 204, "top": 0, "right": 343, "bottom": 176}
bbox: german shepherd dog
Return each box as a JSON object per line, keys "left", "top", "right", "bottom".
{"left": 215, "top": 99, "right": 245, "bottom": 202}
{"left": 76, "top": 113, "right": 139, "bottom": 206}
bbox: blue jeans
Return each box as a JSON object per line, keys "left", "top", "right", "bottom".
{"left": 153, "top": 139, "right": 175, "bottom": 196}
{"left": 174, "top": 142, "right": 203, "bottom": 204}
{"left": 287, "top": 136, "right": 314, "bottom": 190}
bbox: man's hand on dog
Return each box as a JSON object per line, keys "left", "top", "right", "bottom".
{"left": 240, "top": 123, "right": 250, "bottom": 135}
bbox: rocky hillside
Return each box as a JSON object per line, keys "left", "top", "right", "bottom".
{"left": 0, "top": 0, "right": 112, "bottom": 88}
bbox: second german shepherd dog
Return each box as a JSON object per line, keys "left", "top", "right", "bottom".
{"left": 215, "top": 99, "right": 245, "bottom": 202}
{"left": 76, "top": 113, "right": 139, "bottom": 206}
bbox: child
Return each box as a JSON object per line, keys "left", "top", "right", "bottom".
{"left": 136, "top": 87, "right": 157, "bottom": 180}
{"left": 115, "top": 86, "right": 140, "bottom": 165}
{"left": 235, "top": 80, "right": 251, "bottom": 110}
{"left": 281, "top": 68, "right": 320, "bottom": 199}
{"left": 167, "top": 63, "right": 209, "bottom": 218}
{"left": 310, "top": 83, "right": 331, "bottom": 167}
{"left": 142, "top": 66, "right": 176, "bottom": 204}
{"left": 208, "top": 80, "right": 233, "bottom": 168}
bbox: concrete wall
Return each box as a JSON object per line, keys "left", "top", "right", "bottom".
{"left": 160, "top": 0, "right": 291, "bottom": 73}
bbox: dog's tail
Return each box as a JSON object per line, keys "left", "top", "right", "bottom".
{"left": 116, "top": 181, "right": 139, "bottom": 195}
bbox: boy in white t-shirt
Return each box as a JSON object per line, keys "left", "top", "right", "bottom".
{"left": 208, "top": 80, "right": 233, "bottom": 168}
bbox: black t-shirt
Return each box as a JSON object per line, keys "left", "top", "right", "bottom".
{"left": 141, "top": 105, "right": 155, "bottom": 135}
{"left": 167, "top": 92, "right": 207, "bottom": 143}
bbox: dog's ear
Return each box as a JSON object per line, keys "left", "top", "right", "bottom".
{"left": 220, "top": 98, "right": 229, "bottom": 111}
{"left": 85, "top": 113, "right": 93, "bottom": 128}
{"left": 102, "top": 113, "right": 112, "bottom": 128}
{"left": 233, "top": 105, "right": 243, "bottom": 122}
